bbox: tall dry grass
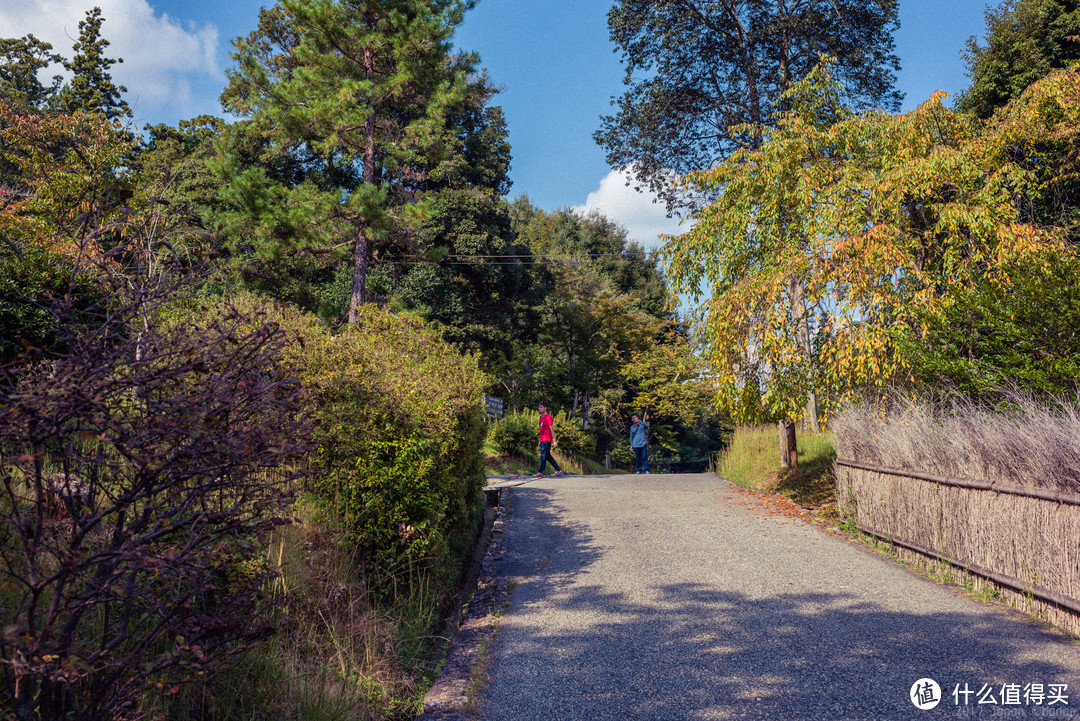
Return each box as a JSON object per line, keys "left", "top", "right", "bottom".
{"left": 834, "top": 389, "right": 1080, "bottom": 635}
{"left": 148, "top": 496, "right": 444, "bottom": 721}
{"left": 832, "top": 390, "right": 1080, "bottom": 491}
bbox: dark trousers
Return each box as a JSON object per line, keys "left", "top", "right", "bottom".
{"left": 538, "top": 441, "right": 561, "bottom": 473}
{"left": 633, "top": 445, "right": 649, "bottom": 473}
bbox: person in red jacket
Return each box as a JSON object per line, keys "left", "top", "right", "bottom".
{"left": 534, "top": 402, "right": 567, "bottom": 478}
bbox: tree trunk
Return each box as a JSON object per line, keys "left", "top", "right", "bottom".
{"left": 582, "top": 388, "right": 591, "bottom": 430}
{"left": 789, "top": 276, "right": 820, "bottom": 432}
{"left": 348, "top": 229, "right": 368, "bottom": 323}
{"left": 786, "top": 420, "right": 798, "bottom": 470}
{"left": 779, "top": 419, "right": 797, "bottom": 470}
{"left": 778, "top": 421, "right": 789, "bottom": 470}
{"left": 348, "top": 36, "right": 378, "bottom": 323}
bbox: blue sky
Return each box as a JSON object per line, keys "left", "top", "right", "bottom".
{"left": 1, "top": 0, "right": 991, "bottom": 246}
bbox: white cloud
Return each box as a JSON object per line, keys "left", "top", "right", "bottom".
{"left": 571, "top": 167, "right": 691, "bottom": 251}
{"left": 0, "top": 0, "right": 219, "bottom": 121}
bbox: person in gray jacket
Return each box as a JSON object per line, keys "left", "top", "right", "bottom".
{"left": 629, "top": 412, "right": 650, "bottom": 474}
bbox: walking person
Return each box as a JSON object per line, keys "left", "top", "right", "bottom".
{"left": 630, "top": 412, "right": 650, "bottom": 474}
{"left": 534, "top": 402, "right": 567, "bottom": 478}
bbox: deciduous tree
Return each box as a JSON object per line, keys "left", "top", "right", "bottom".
{"left": 664, "top": 62, "right": 1080, "bottom": 425}
{"left": 595, "top": 0, "right": 902, "bottom": 212}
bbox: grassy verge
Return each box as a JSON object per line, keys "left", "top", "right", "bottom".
{"left": 715, "top": 425, "right": 837, "bottom": 515}
{"left": 152, "top": 496, "right": 447, "bottom": 721}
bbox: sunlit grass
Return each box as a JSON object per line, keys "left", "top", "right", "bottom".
{"left": 715, "top": 425, "right": 837, "bottom": 510}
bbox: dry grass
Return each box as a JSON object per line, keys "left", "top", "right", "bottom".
{"left": 834, "top": 390, "right": 1080, "bottom": 635}
{"left": 833, "top": 389, "right": 1080, "bottom": 491}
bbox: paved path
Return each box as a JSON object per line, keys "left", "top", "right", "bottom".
{"left": 479, "top": 473, "right": 1080, "bottom": 720}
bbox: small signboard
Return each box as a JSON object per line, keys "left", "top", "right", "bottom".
{"left": 484, "top": 394, "right": 504, "bottom": 419}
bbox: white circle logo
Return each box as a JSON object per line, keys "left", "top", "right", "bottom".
{"left": 910, "top": 678, "right": 942, "bottom": 710}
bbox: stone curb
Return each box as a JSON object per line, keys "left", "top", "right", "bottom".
{"left": 416, "top": 488, "right": 512, "bottom": 720}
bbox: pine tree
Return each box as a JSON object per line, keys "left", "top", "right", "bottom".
{"left": 60, "top": 7, "right": 130, "bottom": 121}
{"left": 0, "top": 35, "right": 62, "bottom": 109}
{"left": 221, "top": 0, "right": 470, "bottom": 323}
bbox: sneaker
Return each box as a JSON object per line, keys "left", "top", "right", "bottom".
{"left": 532, "top": 472, "right": 543, "bottom": 478}
{"left": 643, "top": 470, "right": 650, "bottom": 474}
{"left": 552, "top": 470, "right": 566, "bottom": 477}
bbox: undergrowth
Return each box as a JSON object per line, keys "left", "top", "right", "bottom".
{"left": 150, "top": 496, "right": 449, "bottom": 721}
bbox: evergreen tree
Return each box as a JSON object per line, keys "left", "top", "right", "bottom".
{"left": 59, "top": 7, "right": 130, "bottom": 120}
{"left": 595, "top": 0, "right": 902, "bottom": 212}
{"left": 0, "top": 35, "right": 61, "bottom": 109}
{"left": 221, "top": 0, "right": 471, "bottom": 323}
{"left": 956, "top": 0, "right": 1080, "bottom": 119}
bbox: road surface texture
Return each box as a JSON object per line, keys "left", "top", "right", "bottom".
{"left": 478, "top": 473, "right": 1080, "bottom": 720}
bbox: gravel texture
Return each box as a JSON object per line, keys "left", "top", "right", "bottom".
{"left": 478, "top": 473, "right": 1080, "bottom": 720}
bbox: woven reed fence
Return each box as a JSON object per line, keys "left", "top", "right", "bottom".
{"left": 837, "top": 458, "right": 1080, "bottom": 635}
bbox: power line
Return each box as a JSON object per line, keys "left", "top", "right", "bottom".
{"left": 372, "top": 251, "right": 662, "bottom": 265}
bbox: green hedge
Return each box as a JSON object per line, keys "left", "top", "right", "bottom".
{"left": 217, "top": 298, "right": 488, "bottom": 587}
{"left": 489, "top": 409, "right": 596, "bottom": 460}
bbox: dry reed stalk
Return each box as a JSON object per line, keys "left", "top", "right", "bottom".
{"left": 838, "top": 463, "right": 1080, "bottom": 634}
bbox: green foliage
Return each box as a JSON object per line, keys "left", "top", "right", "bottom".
{"left": 58, "top": 7, "right": 130, "bottom": 120}
{"left": 552, "top": 411, "right": 596, "bottom": 459}
{"left": 488, "top": 409, "right": 597, "bottom": 461}
{"left": 220, "top": 0, "right": 473, "bottom": 321}
{"left": 232, "top": 298, "right": 488, "bottom": 586}
{"left": 666, "top": 60, "right": 1080, "bottom": 423}
{"left": 396, "top": 187, "right": 544, "bottom": 366}
{"left": 487, "top": 411, "right": 537, "bottom": 458}
{"left": 956, "top": 0, "right": 1080, "bottom": 118}
{"left": 0, "top": 34, "right": 61, "bottom": 108}
{"left": 899, "top": 250, "right": 1080, "bottom": 397}
{"left": 597, "top": 0, "right": 901, "bottom": 211}
{"left": 0, "top": 246, "right": 101, "bottom": 363}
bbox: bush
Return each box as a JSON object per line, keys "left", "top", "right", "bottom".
{"left": 552, "top": 412, "right": 595, "bottom": 459}
{"left": 0, "top": 284, "right": 310, "bottom": 721}
{"left": 488, "top": 409, "right": 596, "bottom": 460}
{"left": 237, "top": 299, "right": 489, "bottom": 587}
{"left": 487, "top": 411, "right": 538, "bottom": 457}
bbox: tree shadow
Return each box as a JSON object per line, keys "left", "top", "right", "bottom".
{"left": 483, "top": 487, "right": 1080, "bottom": 720}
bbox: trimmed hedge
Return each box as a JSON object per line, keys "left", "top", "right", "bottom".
{"left": 218, "top": 297, "right": 488, "bottom": 586}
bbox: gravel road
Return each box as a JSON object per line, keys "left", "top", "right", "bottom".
{"left": 478, "top": 473, "right": 1080, "bottom": 720}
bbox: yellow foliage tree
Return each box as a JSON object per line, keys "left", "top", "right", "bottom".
{"left": 664, "top": 61, "right": 1080, "bottom": 427}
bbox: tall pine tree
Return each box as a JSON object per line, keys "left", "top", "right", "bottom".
{"left": 221, "top": 0, "right": 471, "bottom": 322}
{"left": 0, "top": 35, "right": 61, "bottom": 109}
{"left": 59, "top": 7, "right": 130, "bottom": 121}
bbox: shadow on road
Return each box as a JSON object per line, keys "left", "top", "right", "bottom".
{"left": 486, "top": 487, "right": 1080, "bottom": 720}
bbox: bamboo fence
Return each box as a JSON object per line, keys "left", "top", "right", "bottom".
{"left": 837, "top": 458, "right": 1080, "bottom": 635}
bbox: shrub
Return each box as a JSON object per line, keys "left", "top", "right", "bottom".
{"left": 552, "top": 412, "right": 595, "bottom": 459}
{"left": 232, "top": 299, "right": 489, "bottom": 587}
{"left": 0, "top": 282, "right": 310, "bottom": 721}
{"left": 488, "top": 409, "right": 597, "bottom": 460}
{"left": 487, "top": 411, "right": 537, "bottom": 457}
{"left": 0, "top": 107, "right": 311, "bottom": 720}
